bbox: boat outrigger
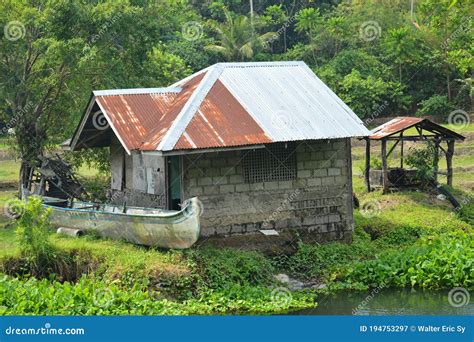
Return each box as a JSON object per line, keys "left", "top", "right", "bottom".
{"left": 22, "top": 156, "right": 201, "bottom": 249}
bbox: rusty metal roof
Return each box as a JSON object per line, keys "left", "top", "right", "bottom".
{"left": 141, "top": 72, "right": 206, "bottom": 150}
{"left": 174, "top": 79, "right": 272, "bottom": 149}
{"left": 95, "top": 90, "right": 179, "bottom": 153}
{"left": 71, "top": 61, "right": 371, "bottom": 154}
{"left": 369, "top": 117, "right": 465, "bottom": 140}
{"left": 369, "top": 117, "right": 424, "bottom": 139}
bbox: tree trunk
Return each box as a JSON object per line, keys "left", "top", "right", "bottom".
{"left": 399, "top": 63, "right": 402, "bottom": 83}
{"left": 19, "top": 161, "right": 32, "bottom": 198}
{"left": 446, "top": 70, "right": 451, "bottom": 101}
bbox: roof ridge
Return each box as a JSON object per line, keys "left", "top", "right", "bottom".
{"left": 157, "top": 64, "right": 225, "bottom": 151}
{"left": 93, "top": 87, "right": 181, "bottom": 96}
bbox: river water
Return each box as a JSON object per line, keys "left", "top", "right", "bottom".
{"left": 292, "top": 288, "right": 474, "bottom": 315}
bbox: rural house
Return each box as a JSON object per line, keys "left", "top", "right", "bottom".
{"left": 68, "top": 61, "right": 370, "bottom": 242}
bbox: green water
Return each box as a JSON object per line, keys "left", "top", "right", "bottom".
{"left": 293, "top": 289, "right": 474, "bottom": 315}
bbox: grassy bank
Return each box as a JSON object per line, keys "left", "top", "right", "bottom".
{"left": 0, "top": 187, "right": 472, "bottom": 315}
{"left": 0, "top": 200, "right": 316, "bottom": 315}
{"left": 0, "top": 123, "right": 472, "bottom": 315}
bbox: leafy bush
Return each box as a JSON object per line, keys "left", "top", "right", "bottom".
{"left": 405, "top": 143, "right": 437, "bottom": 186}
{"left": 188, "top": 248, "right": 275, "bottom": 290}
{"left": 343, "top": 232, "right": 473, "bottom": 289}
{"left": 14, "top": 197, "right": 57, "bottom": 272}
{"left": 416, "top": 95, "right": 454, "bottom": 118}
{"left": 370, "top": 157, "right": 383, "bottom": 169}
{"left": 274, "top": 229, "right": 376, "bottom": 280}
{"left": 376, "top": 226, "right": 422, "bottom": 246}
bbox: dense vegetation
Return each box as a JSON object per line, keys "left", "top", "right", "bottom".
{"left": 0, "top": 0, "right": 472, "bottom": 171}
{"left": 0, "top": 187, "right": 472, "bottom": 315}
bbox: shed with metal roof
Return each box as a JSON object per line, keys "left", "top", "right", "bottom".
{"left": 363, "top": 117, "right": 465, "bottom": 193}
{"left": 68, "top": 61, "right": 370, "bottom": 243}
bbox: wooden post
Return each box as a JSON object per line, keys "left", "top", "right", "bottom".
{"left": 365, "top": 138, "right": 371, "bottom": 192}
{"left": 400, "top": 132, "right": 404, "bottom": 168}
{"left": 381, "top": 139, "right": 389, "bottom": 194}
{"left": 446, "top": 140, "right": 454, "bottom": 186}
{"left": 433, "top": 139, "right": 439, "bottom": 182}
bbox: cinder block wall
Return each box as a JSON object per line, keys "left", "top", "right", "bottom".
{"left": 182, "top": 139, "right": 354, "bottom": 242}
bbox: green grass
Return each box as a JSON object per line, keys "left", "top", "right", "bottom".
{"left": 0, "top": 207, "right": 316, "bottom": 314}
{"left": 0, "top": 160, "right": 19, "bottom": 183}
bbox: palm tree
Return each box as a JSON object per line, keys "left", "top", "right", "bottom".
{"left": 206, "top": 11, "right": 275, "bottom": 61}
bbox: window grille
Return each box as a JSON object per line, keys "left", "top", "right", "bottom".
{"left": 242, "top": 143, "right": 297, "bottom": 183}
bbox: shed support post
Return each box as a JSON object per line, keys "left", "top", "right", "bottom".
{"left": 400, "top": 132, "right": 404, "bottom": 168}
{"left": 433, "top": 139, "right": 439, "bottom": 182}
{"left": 365, "top": 138, "right": 371, "bottom": 192}
{"left": 446, "top": 140, "right": 454, "bottom": 186}
{"left": 381, "top": 139, "right": 389, "bottom": 194}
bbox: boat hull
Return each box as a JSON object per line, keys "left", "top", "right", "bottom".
{"left": 43, "top": 198, "right": 201, "bottom": 249}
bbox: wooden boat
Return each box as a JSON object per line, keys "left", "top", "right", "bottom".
{"left": 42, "top": 197, "right": 201, "bottom": 249}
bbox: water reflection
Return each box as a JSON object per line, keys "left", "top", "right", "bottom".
{"left": 292, "top": 288, "right": 474, "bottom": 315}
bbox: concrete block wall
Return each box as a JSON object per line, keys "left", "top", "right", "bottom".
{"left": 182, "top": 139, "right": 354, "bottom": 242}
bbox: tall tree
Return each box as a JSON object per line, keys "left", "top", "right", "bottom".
{"left": 383, "top": 27, "right": 420, "bottom": 83}
{"left": 206, "top": 10, "right": 274, "bottom": 61}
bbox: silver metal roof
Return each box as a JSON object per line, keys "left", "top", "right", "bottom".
{"left": 217, "top": 61, "right": 370, "bottom": 142}
{"left": 157, "top": 61, "right": 369, "bottom": 151}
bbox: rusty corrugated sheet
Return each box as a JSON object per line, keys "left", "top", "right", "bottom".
{"left": 369, "top": 117, "right": 424, "bottom": 140}
{"left": 174, "top": 79, "right": 272, "bottom": 150}
{"left": 95, "top": 92, "right": 178, "bottom": 151}
{"left": 141, "top": 72, "right": 206, "bottom": 150}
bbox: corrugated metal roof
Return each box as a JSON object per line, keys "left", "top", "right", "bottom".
{"left": 141, "top": 72, "right": 206, "bottom": 150}
{"left": 94, "top": 90, "right": 179, "bottom": 152}
{"left": 218, "top": 62, "right": 369, "bottom": 143}
{"left": 94, "top": 87, "right": 182, "bottom": 96}
{"left": 174, "top": 79, "right": 272, "bottom": 149}
{"left": 369, "top": 117, "right": 423, "bottom": 140}
{"left": 72, "top": 61, "right": 371, "bottom": 154}
{"left": 369, "top": 117, "right": 465, "bottom": 140}
{"left": 157, "top": 61, "right": 369, "bottom": 151}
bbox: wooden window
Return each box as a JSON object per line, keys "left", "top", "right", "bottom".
{"left": 242, "top": 143, "right": 297, "bottom": 183}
